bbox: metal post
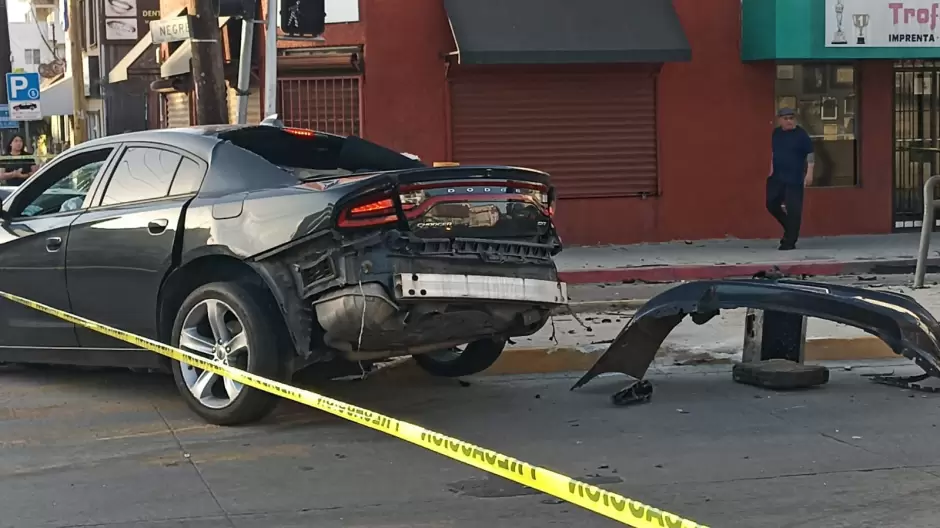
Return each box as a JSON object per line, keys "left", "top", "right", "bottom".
{"left": 263, "top": 0, "right": 277, "bottom": 117}
{"left": 67, "top": 0, "right": 87, "bottom": 144}
{"left": 915, "top": 175, "right": 940, "bottom": 288}
{"left": 235, "top": 17, "right": 254, "bottom": 124}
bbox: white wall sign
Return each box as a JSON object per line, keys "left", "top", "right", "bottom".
{"left": 150, "top": 15, "right": 191, "bottom": 44}
{"left": 826, "top": 0, "right": 940, "bottom": 47}
{"left": 276, "top": 0, "right": 359, "bottom": 27}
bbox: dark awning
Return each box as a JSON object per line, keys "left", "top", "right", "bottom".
{"left": 443, "top": 0, "right": 691, "bottom": 65}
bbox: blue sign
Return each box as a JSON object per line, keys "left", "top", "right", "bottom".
{"left": 0, "top": 105, "right": 19, "bottom": 130}
{"left": 5, "top": 73, "right": 42, "bottom": 121}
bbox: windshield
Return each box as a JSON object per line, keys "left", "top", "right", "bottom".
{"left": 217, "top": 127, "right": 425, "bottom": 180}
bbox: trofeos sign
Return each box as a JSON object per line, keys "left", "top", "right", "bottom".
{"left": 826, "top": 0, "right": 940, "bottom": 46}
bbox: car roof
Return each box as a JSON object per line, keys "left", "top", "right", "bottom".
{"left": 69, "top": 125, "right": 345, "bottom": 160}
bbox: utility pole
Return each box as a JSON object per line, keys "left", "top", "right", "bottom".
{"left": 188, "top": 0, "right": 228, "bottom": 125}
{"left": 0, "top": 0, "right": 12, "bottom": 104}
{"left": 67, "top": 0, "right": 87, "bottom": 143}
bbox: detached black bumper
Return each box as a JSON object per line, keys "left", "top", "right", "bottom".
{"left": 573, "top": 278, "right": 940, "bottom": 390}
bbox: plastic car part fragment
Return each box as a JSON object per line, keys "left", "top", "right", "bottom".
{"left": 610, "top": 379, "right": 653, "bottom": 406}
{"left": 572, "top": 276, "right": 940, "bottom": 397}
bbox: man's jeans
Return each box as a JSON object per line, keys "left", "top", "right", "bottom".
{"left": 766, "top": 177, "right": 805, "bottom": 247}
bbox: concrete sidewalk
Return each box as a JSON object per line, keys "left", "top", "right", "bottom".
{"left": 555, "top": 232, "right": 936, "bottom": 284}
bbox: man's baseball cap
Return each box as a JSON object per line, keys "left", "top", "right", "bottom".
{"left": 777, "top": 107, "right": 796, "bottom": 117}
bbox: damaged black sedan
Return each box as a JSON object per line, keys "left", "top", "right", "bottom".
{"left": 0, "top": 121, "right": 567, "bottom": 425}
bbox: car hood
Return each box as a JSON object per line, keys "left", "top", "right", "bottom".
{"left": 572, "top": 277, "right": 940, "bottom": 391}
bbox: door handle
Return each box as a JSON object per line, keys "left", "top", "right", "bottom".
{"left": 147, "top": 218, "right": 169, "bottom": 235}
{"left": 45, "top": 236, "right": 62, "bottom": 252}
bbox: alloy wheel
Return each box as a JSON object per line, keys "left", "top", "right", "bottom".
{"left": 177, "top": 298, "right": 250, "bottom": 409}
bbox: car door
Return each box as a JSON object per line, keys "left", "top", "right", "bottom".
{"left": 0, "top": 146, "right": 117, "bottom": 351}
{"left": 66, "top": 143, "right": 207, "bottom": 348}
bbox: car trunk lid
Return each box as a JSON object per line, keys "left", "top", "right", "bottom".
{"left": 334, "top": 166, "right": 556, "bottom": 241}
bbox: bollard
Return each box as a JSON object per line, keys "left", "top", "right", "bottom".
{"left": 914, "top": 175, "right": 940, "bottom": 289}
{"left": 737, "top": 308, "right": 827, "bottom": 389}
{"left": 742, "top": 308, "right": 806, "bottom": 363}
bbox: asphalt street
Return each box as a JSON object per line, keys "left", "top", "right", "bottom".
{"left": 2, "top": 356, "right": 940, "bottom": 528}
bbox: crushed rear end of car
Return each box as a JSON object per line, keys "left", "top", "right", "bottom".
{"left": 304, "top": 165, "right": 567, "bottom": 362}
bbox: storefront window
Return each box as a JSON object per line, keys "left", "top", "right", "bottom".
{"left": 774, "top": 64, "right": 858, "bottom": 187}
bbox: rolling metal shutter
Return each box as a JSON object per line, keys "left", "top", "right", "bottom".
{"left": 165, "top": 92, "right": 191, "bottom": 128}
{"left": 276, "top": 76, "right": 362, "bottom": 136}
{"left": 450, "top": 71, "right": 658, "bottom": 198}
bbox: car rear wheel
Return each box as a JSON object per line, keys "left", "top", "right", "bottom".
{"left": 412, "top": 338, "right": 506, "bottom": 377}
{"left": 169, "top": 281, "right": 285, "bottom": 425}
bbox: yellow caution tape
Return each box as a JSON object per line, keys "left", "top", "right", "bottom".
{"left": 0, "top": 290, "right": 710, "bottom": 528}
{"left": 0, "top": 155, "right": 54, "bottom": 161}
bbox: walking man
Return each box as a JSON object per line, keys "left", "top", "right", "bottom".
{"left": 767, "top": 107, "right": 814, "bottom": 250}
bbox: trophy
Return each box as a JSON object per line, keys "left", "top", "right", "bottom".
{"left": 831, "top": 0, "right": 847, "bottom": 44}
{"left": 853, "top": 13, "right": 870, "bottom": 45}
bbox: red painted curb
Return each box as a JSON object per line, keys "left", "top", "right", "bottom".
{"left": 557, "top": 260, "right": 893, "bottom": 285}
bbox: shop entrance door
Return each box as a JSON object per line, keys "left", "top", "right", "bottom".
{"left": 894, "top": 61, "right": 940, "bottom": 230}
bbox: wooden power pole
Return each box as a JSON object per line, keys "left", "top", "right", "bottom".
{"left": 67, "top": 0, "right": 88, "bottom": 144}
{"left": 187, "top": 0, "right": 228, "bottom": 125}
{"left": 0, "top": 0, "right": 12, "bottom": 106}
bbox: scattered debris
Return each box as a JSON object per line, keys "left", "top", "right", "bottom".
{"left": 673, "top": 352, "right": 734, "bottom": 366}
{"left": 610, "top": 380, "right": 654, "bottom": 407}
{"left": 676, "top": 408, "right": 689, "bottom": 414}
{"left": 866, "top": 372, "right": 940, "bottom": 393}
{"left": 458, "top": 380, "right": 471, "bottom": 387}
{"left": 857, "top": 275, "right": 878, "bottom": 281}
{"left": 851, "top": 436, "right": 862, "bottom": 440}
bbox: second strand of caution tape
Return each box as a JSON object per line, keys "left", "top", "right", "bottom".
{"left": 0, "top": 290, "right": 710, "bottom": 528}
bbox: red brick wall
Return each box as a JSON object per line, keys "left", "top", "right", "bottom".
{"left": 555, "top": 0, "right": 893, "bottom": 244}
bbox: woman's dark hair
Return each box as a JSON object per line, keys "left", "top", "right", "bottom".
{"left": 5, "top": 134, "right": 30, "bottom": 155}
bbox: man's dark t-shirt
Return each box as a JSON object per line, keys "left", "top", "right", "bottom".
{"left": 771, "top": 126, "right": 814, "bottom": 185}
{"left": 0, "top": 156, "right": 36, "bottom": 186}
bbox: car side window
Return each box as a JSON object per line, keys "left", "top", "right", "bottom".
{"left": 100, "top": 147, "right": 181, "bottom": 207}
{"left": 169, "top": 157, "right": 205, "bottom": 196}
{"left": 14, "top": 149, "right": 113, "bottom": 219}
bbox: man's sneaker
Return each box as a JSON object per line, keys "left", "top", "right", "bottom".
{"left": 778, "top": 242, "right": 796, "bottom": 251}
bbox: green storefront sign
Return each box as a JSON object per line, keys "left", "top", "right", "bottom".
{"left": 741, "top": 0, "right": 940, "bottom": 60}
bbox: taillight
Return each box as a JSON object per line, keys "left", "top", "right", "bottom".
{"left": 337, "top": 195, "right": 417, "bottom": 228}
{"left": 350, "top": 198, "right": 394, "bottom": 214}
{"left": 337, "top": 195, "right": 397, "bottom": 228}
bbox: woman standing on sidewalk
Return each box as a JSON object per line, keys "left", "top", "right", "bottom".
{"left": 0, "top": 134, "right": 38, "bottom": 186}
